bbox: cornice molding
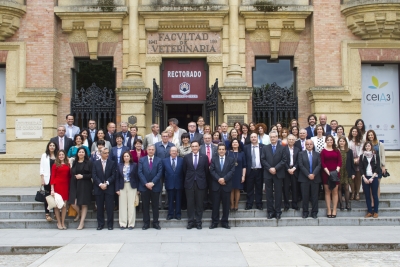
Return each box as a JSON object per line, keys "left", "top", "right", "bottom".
{"left": 0, "top": 0, "right": 26, "bottom": 41}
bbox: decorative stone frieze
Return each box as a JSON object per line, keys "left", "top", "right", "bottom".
{"left": 0, "top": 0, "right": 26, "bottom": 41}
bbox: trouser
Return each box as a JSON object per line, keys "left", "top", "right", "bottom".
{"left": 44, "top": 184, "right": 51, "bottom": 213}
{"left": 211, "top": 188, "right": 230, "bottom": 224}
{"left": 266, "top": 176, "right": 283, "bottom": 215}
{"left": 119, "top": 185, "right": 137, "bottom": 227}
{"left": 246, "top": 169, "right": 263, "bottom": 207}
{"left": 203, "top": 174, "right": 213, "bottom": 208}
{"left": 95, "top": 192, "right": 114, "bottom": 228}
{"left": 300, "top": 181, "right": 319, "bottom": 215}
{"left": 186, "top": 181, "right": 205, "bottom": 224}
{"left": 158, "top": 176, "right": 169, "bottom": 208}
{"left": 362, "top": 176, "right": 379, "bottom": 213}
{"left": 351, "top": 170, "right": 362, "bottom": 195}
{"left": 141, "top": 190, "right": 160, "bottom": 225}
{"left": 283, "top": 172, "right": 298, "bottom": 208}
{"left": 167, "top": 189, "right": 182, "bottom": 217}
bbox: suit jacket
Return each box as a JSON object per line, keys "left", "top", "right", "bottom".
{"left": 199, "top": 143, "right": 218, "bottom": 164}
{"left": 221, "top": 132, "right": 229, "bottom": 142}
{"left": 138, "top": 156, "right": 163, "bottom": 192}
{"left": 244, "top": 143, "right": 264, "bottom": 174}
{"left": 111, "top": 146, "right": 130, "bottom": 164}
{"left": 64, "top": 124, "right": 80, "bottom": 139}
{"left": 154, "top": 141, "right": 175, "bottom": 159}
{"left": 182, "top": 153, "right": 209, "bottom": 190}
{"left": 294, "top": 139, "right": 306, "bottom": 152}
{"left": 115, "top": 162, "right": 138, "bottom": 191}
{"left": 50, "top": 136, "right": 73, "bottom": 154}
{"left": 209, "top": 155, "right": 236, "bottom": 192}
{"left": 88, "top": 129, "right": 98, "bottom": 144}
{"left": 284, "top": 146, "right": 300, "bottom": 177}
{"left": 143, "top": 133, "right": 161, "bottom": 150}
{"left": 126, "top": 135, "right": 141, "bottom": 150}
{"left": 297, "top": 150, "right": 321, "bottom": 183}
{"left": 105, "top": 132, "right": 117, "bottom": 147}
{"left": 188, "top": 132, "right": 204, "bottom": 145}
{"left": 239, "top": 134, "right": 251, "bottom": 146}
{"left": 305, "top": 126, "right": 315, "bottom": 140}
{"left": 261, "top": 143, "right": 287, "bottom": 179}
{"left": 130, "top": 149, "right": 147, "bottom": 164}
{"left": 117, "top": 131, "right": 132, "bottom": 146}
{"left": 176, "top": 128, "right": 187, "bottom": 143}
{"left": 92, "top": 158, "right": 116, "bottom": 195}
{"left": 162, "top": 157, "right": 184, "bottom": 190}
{"left": 323, "top": 124, "right": 332, "bottom": 136}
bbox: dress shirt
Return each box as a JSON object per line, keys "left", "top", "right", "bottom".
{"left": 198, "top": 127, "right": 204, "bottom": 134}
{"left": 192, "top": 153, "right": 199, "bottom": 165}
{"left": 121, "top": 132, "right": 128, "bottom": 146}
{"left": 58, "top": 137, "right": 65, "bottom": 150}
{"left": 251, "top": 144, "right": 262, "bottom": 169}
{"left": 90, "top": 130, "right": 96, "bottom": 141}
{"left": 66, "top": 125, "right": 73, "bottom": 139}
{"left": 100, "top": 160, "right": 109, "bottom": 186}
{"left": 148, "top": 156, "right": 154, "bottom": 165}
{"left": 300, "top": 139, "right": 306, "bottom": 151}
{"left": 123, "top": 165, "right": 130, "bottom": 182}
{"left": 288, "top": 146, "right": 294, "bottom": 167}
{"left": 205, "top": 144, "right": 213, "bottom": 161}
{"left": 222, "top": 132, "right": 228, "bottom": 140}
{"left": 170, "top": 156, "right": 177, "bottom": 166}
{"left": 116, "top": 146, "right": 123, "bottom": 163}
{"left": 152, "top": 134, "right": 159, "bottom": 144}
{"left": 162, "top": 142, "right": 168, "bottom": 149}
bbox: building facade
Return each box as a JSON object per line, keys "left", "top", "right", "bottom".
{"left": 0, "top": 0, "right": 399, "bottom": 186}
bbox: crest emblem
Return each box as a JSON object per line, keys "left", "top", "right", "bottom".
{"left": 179, "top": 82, "right": 190, "bottom": 95}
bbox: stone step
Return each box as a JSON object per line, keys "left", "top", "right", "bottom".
{"left": 0, "top": 216, "right": 399, "bottom": 229}
{"left": 1, "top": 207, "right": 399, "bottom": 220}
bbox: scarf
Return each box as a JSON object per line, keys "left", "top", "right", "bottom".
{"left": 363, "top": 151, "right": 373, "bottom": 159}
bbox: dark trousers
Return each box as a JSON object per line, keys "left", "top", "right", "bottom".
{"left": 211, "top": 188, "right": 230, "bottom": 224}
{"left": 141, "top": 190, "right": 160, "bottom": 225}
{"left": 362, "top": 176, "right": 379, "bottom": 213}
{"left": 266, "top": 176, "right": 283, "bottom": 215}
{"left": 167, "top": 189, "right": 182, "bottom": 217}
{"left": 203, "top": 174, "right": 213, "bottom": 208}
{"left": 95, "top": 192, "right": 114, "bottom": 228}
{"left": 283, "top": 172, "right": 299, "bottom": 208}
{"left": 300, "top": 181, "right": 319, "bottom": 215}
{"left": 186, "top": 181, "right": 205, "bottom": 224}
{"left": 44, "top": 184, "right": 51, "bottom": 213}
{"left": 246, "top": 169, "right": 263, "bottom": 207}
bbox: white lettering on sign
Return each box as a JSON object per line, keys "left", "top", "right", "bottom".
{"left": 167, "top": 71, "right": 202, "bottom": 78}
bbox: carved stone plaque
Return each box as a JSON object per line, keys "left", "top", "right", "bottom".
{"left": 227, "top": 115, "right": 245, "bottom": 125}
{"left": 15, "top": 118, "right": 43, "bottom": 139}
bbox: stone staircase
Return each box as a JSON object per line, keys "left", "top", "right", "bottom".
{"left": 0, "top": 186, "right": 400, "bottom": 229}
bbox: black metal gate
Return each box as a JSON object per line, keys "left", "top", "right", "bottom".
{"left": 252, "top": 82, "right": 298, "bottom": 129}
{"left": 206, "top": 79, "right": 219, "bottom": 131}
{"left": 71, "top": 83, "right": 116, "bottom": 130}
{"left": 152, "top": 78, "right": 164, "bottom": 130}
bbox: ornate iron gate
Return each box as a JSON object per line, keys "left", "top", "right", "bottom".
{"left": 152, "top": 78, "right": 164, "bottom": 130}
{"left": 206, "top": 78, "right": 219, "bottom": 131}
{"left": 71, "top": 83, "right": 116, "bottom": 130}
{"left": 252, "top": 82, "right": 298, "bottom": 129}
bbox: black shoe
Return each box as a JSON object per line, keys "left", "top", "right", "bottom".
{"left": 339, "top": 202, "right": 344, "bottom": 211}
{"left": 181, "top": 206, "right": 187, "bottom": 211}
{"left": 276, "top": 214, "right": 281, "bottom": 220}
{"left": 175, "top": 216, "right": 181, "bottom": 220}
{"left": 166, "top": 215, "right": 173, "bottom": 220}
{"left": 120, "top": 226, "right": 126, "bottom": 230}
{"left": 245, "top": 206, "right": 252, "bottom": 210}
{"left": 142, "top": 224, "right": 150, "bottom": 230}
{"left": 96, "top": 226, "right": 103, "bottom": 230}
{"left": 312, "top": 213, "right": 318, "bottom": 219}
{"left": 108, "top": 227, "right": 113, "bottom": 230}
{"left": 221, "top": 224, "right": 231, "bottom": 229}
{"left": 284, "top": 207, "right": 289, "bottom": 212}
{"left": 196, "top": 223, "right": 202, "bottom": 230}
{"left": 256, "top": 206, "right": 263, "bottom": 211}
{"left": 128, "top": 227, "right": 134, "bottom": 230}
{"left": 302, "top": 213, "right": 309, "bottom": 219}
{"left": 267, "top": 213, "right": 275, "bottom": 219}
{"left": 292, "top": 206, "right": 300, "bottom": 211}
{"left": 187, "top": 223, "right": 194, "bottom": 230}
{"left": 153, "top": 223, "right": 161, "bottom": 230}
{"left": 209, "top": 223, "right": 218, "bottom": 229}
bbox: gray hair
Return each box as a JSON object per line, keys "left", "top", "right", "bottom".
{"left": 299, "top": 128, "right": 307, "bottom": 134}
{"left": 269, "top": 130, "right": 278, "bottom": 137}
{"left": 120, "top": 122, "right": 128, "bottom": 127}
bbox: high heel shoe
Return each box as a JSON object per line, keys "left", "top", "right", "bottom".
{"left": 346, "top": 202, "right": 351, "bottom": 211}
{"left": 332, "top": 210, "right": 337, "bottom": 218}
{"left": 339, "top": 202, "right": 344, "bottom": 211}
{"left": 327, "top": 209, "right": 332, "bottom": 218}
{"left": 57, "top": 224, "right": 63, "bottom": 230}
{"left": 77, "top": 224, "right": 84, "bottom": 230}
{"left": 73, "top": 215, "right": 80, "bottom": 222}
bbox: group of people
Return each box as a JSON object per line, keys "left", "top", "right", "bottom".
{"left": 39, "top": 113, "right": 385, "bottom": 230}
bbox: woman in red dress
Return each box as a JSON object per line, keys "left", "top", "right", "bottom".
{"left": 50, "top": 150, "right": 71, "bottom": 230}
{"left": 320, "top": 135, "right": 342, "bottom": 218}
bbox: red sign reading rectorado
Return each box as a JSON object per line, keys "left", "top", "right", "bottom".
{"left": 162, "top": 59, "right": 207, "bottom": 102}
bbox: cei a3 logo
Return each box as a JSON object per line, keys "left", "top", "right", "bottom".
{"left": 364, "top": 76, "right": 392, "bottom": 103}
{"left": 179, "top": 82, "right": 190, "bottom": 95}
{"left": 369, "top": 76, "right": 388, "bottom": 89}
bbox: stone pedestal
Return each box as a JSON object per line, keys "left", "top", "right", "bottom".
{"left": 219, "top": 87, "right": 252, "bottom": 124}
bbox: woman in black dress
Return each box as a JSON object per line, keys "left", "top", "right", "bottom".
{"left": 69, "top": 147, "right": 93, "bottom": 230}
{"left": 228, "top": 139, "right": 246, "bottom": 211}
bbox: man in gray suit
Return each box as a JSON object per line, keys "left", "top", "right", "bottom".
{"left": 143, "top": 123, "right": 161, "bottom": 150}
{"left": 187, "top": 121, "right": 203, "bottom": 145}
{"left": 298, "top": 139, "right": 321, "bottom": 219}
{"left": 64, "top": 114, "right": 80, "bottom": 139}
{"left": 199, "top": 133, "right": 218, "bottom": 210}
{"left": 261, "top": 130, "right": 287, "bottom": 220}
{"left": 169, "top": 118, "right": 187, "bottom": 145}
{"left": 220, "top": 122, "right": 229, "bottom": 142}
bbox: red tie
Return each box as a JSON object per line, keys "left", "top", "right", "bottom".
{"left": 206, "top": 145, "right": 211, "bottom": 164}
{"left": 149, "top": 157, "right": 153, "bottom": 170}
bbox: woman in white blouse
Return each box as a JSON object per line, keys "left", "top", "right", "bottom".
{"left": 165, "top": 126, "right": 180, "bottom": 147}
{"left": 348, "top": 126, "right": 364, "bottom": 201}
{"left": 311, "top": 124, "right": 326, "bottom": 153}
{"left": 256, "top": 123, "right": 270, "bottom": 145}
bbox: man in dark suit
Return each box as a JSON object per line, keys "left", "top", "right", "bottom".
{"left": 88, "top": 120, "right": 98, "bottom": 146}
{"left": 209, "top": 143, "right": 235, "bottom": 229}
{"left": 200, "top": 133, "right": 218, "bottom": 210}
{"left": 261, "top": 130, "right": 287, "bottom": 220}
{"left": 319, "top": 114, "right": 332, "bottom": 136}
{"left": 187, "top": 121, "right": 203, "bottom": 145}
{"left": 182, "top": 141, "right": 209, "bottom": 230}
{"left": 50, "top": 126, "right": 73, "bottom": 153}
{"left": 105, "top": 122, "right": 117, "bottom": 147}
{"left": 244, "top": 133, "right": 264, "bottom": 210}
{"left": 116, "top": 122, "right": 131, "bottom": 147}
{"left": 283, "top": 134, "right": 300, "bottom": 211}
{"left": 294, "top": 128, "right": 307, "bottom": 152}
{"left": 111, "top": 134, "right": 130, "bottom": 164}
{"left": 220, "top": 122, "right": 229, "bottom": 142}
{"left": 162, "top": 147, "right": 184, "bottom": 220}
{"left": 298, "top": 140, "right": 321, "bottom": 219}
{"left": 305, "top": 114, "right": 317, "bottom": 140}
{"left": 138, "top": 144, "right": 163, "bottom": 230}
{"left": 92, "top": 148, "right": 116, "bottom": 230}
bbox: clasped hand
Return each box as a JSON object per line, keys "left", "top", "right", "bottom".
{"left": 218, "top": 178, "right": 226, "bottom": 185}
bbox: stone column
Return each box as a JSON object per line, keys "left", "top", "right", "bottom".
{"left": 121, "top": 0, "right": 145, "bottom": 88}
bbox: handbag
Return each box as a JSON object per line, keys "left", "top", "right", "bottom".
{"left": 68, "top": 205, "right": 77, "bottom": 217}
{"left": 382, "top": 170, "right": 390, "bottom": 178}
{"left": 329, "top": 170, "right": 340, "bottom": 182}
{"left": 46, "top": 195, "right": 57, "bottom": 210}
{"left": 35, "top": 186, "right": 46, "bottom": 202}
{"left": 135, "top": 193, "right": 140, "bottom": 207}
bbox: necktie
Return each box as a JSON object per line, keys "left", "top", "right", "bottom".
{"left": 149, "top": 157, "right": 153, "bottom": 170}
{"left": 59, "top": 138, "right": 64, "bottom": 150}
{"left": 110, "top": 133, "right": 113, "bottom": 141}
{"left": 220, "top": 157, "right": 224, "bottom": 170}
{"left": 272, "top": 145, "right": 276, "bottom": 154}
{"left": 301, "top": 140, "right": 304, "bottom": 151}
{"left": 308, "top": 152, "right": 313, "bottom": 173}
{"left": 91, "top": 131, "right": 95, "bottom": 141}
{"left": 252, "top": 146, "right": 256, "bottom": 168}
{"left": 224, "top": 134, "right": 227, "bottom": 140}
{"left": 102, "top": 160, "right": 106, "bottom": 172}
{"left": 193, "top": 154, "right": 198, "bottom": 169}
{"left": 190, "top": 133, "right": 194, "bottom": 142}
{"left": 311, "top": 127, "right": 314, "bottom": 137}
{"left": 206, "top": 145, "right": 211, "bottom": 164}
{"left": 172, "top": 158, "right": 176, "bottom": 171}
